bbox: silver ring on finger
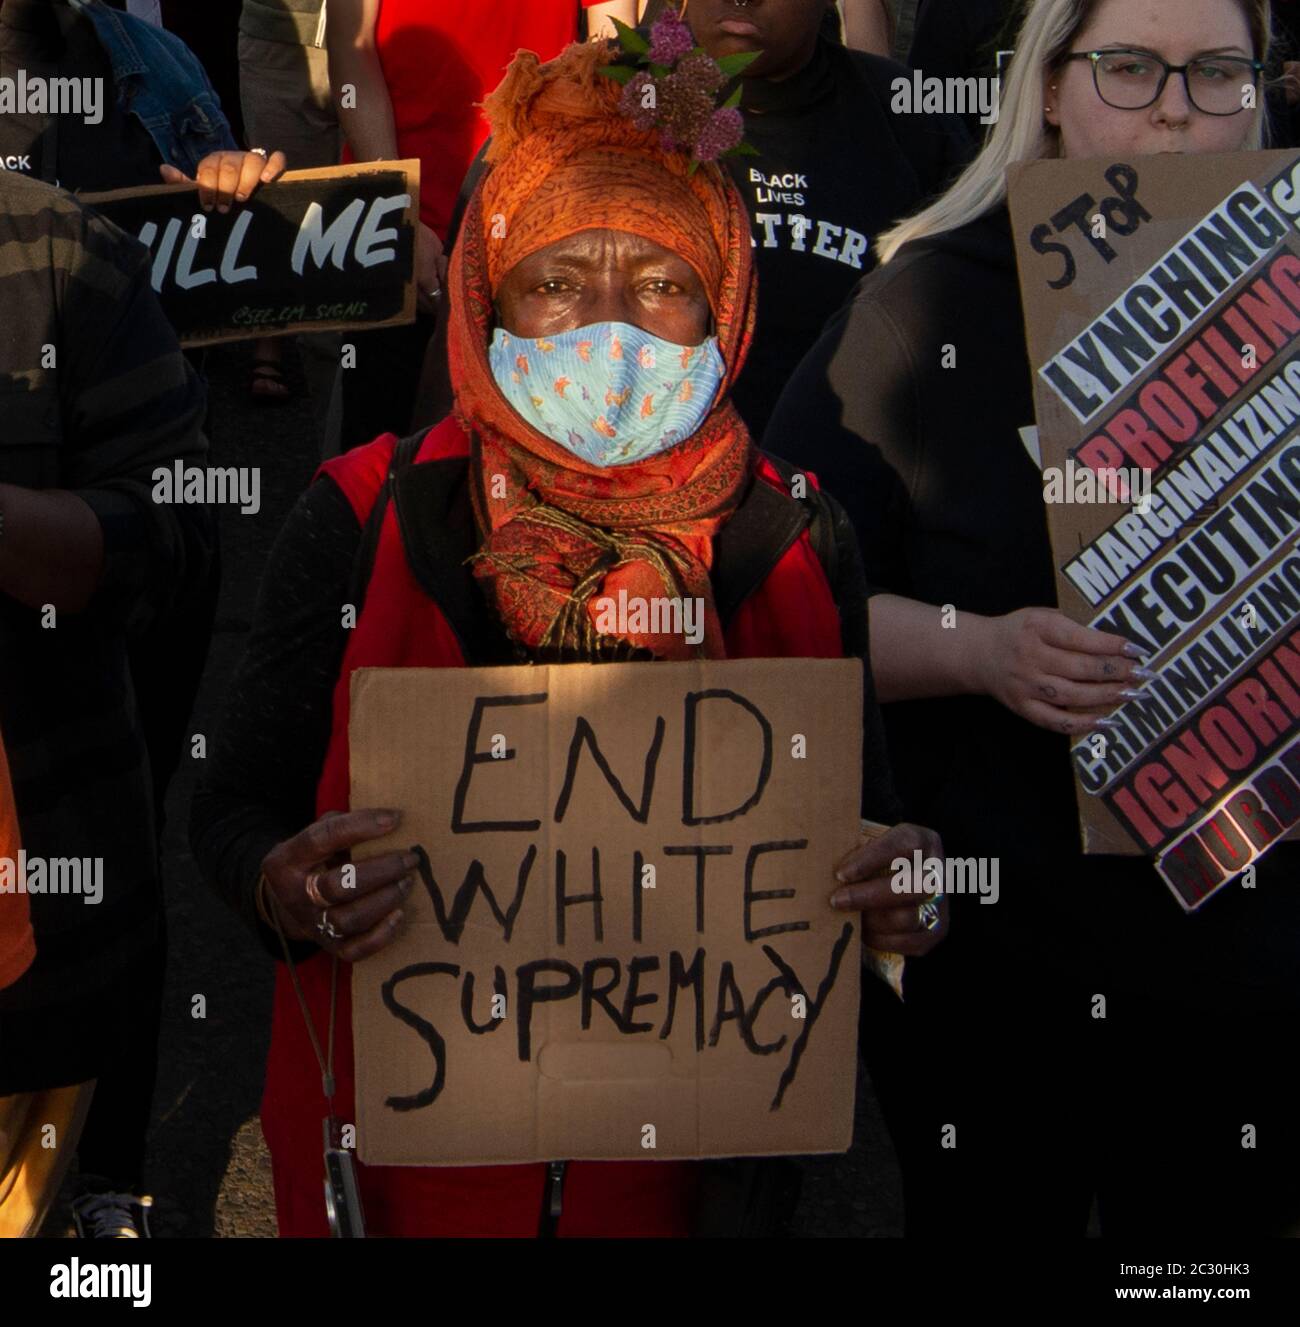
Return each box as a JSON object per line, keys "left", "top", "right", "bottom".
{"left": 304, "top": 870, "right": 329, "bottom": 909}
{"left": 317, "top": 909, "right": 343, "bottom": 941}
{"left": 917, "top": 900, "right": 942, "bottom": 933}
{"left": 250, "top": 146, "right": 269, "bottom": 158}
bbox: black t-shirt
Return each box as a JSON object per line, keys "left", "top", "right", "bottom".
{"left": 724, "top": 36, "right": 970, "bottom": 436}
{"left": 763, "top": 206, "right": 1300, "bottom": 1011}
{"left": 0, "top": 0, "right": 163, "bottom": 192}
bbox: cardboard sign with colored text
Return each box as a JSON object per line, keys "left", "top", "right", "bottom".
{"left": 84, "top": 161, "right": 418, "bottom": 347}
{"left": 348, "top": 659, "right": 863, "bottom": 1167}
{"left": 1010, "top": 152, "right": 1300, "bottom": 910}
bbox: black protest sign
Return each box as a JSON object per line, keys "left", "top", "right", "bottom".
{"left": 348, "top": 660, "right": 864, "bottom": 1166}
{"left": 83, "top": 161, "right": 418, "bottom": 347}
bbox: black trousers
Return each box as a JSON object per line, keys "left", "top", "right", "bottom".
{"left": 860, "top": 933, "right": 1300, "bottom": 1238}
{"left": 0, "top": 906, "right": 166, "bottom": 1194}
{"left": 85, "top": 366, "right": 219, "bottom": 1190}
{"left": 73, "top": 920, "right": 168, "bottom": 1193}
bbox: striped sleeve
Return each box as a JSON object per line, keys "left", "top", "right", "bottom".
{"left": 51, "top": 195, "right": 214, "bottom": 629}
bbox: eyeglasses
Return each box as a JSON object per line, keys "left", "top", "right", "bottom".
{"left": 1060, "top": 49, "right": 1265, "bottom": 116}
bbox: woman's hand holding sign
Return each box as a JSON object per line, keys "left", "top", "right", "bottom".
{"left": 830, "top": 822, "right": 948, "bottom": 957}
{"left": 260, "top": 809, "right": 417, "bottom": 963}
{"left": 870, "top": 596, "right": 1152, "bottom": 737}
{"left": 968, "top": 607, "right": 1152, "bottom": 736}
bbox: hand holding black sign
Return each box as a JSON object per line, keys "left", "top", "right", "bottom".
{"left": 84, "top": 161, "right": 420, "bottom": 348}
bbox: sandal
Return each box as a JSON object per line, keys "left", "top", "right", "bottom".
{"left": 250, "top": 357, "right": 292, "bottom": 406}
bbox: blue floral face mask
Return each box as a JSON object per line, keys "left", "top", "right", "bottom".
{"left": 488, "top": 321, "right": 726, "bottom": 467}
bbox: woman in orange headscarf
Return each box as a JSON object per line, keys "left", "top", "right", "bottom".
{"left": 192, "top": 27, "right": 947, "bottom": 1237}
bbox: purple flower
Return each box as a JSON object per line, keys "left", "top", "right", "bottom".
{"left": 647, "top": 12, "right": 695, "bottom": 65}
{"left": 694, "top": 107, "right": 744, "bottom": 162}
{"left": 619, "top": 71, "right": 660, "bottom": 131}
{"left": 661, "top": 71, "right": 714, "bottom": 148}
{"left": 674, "top": 52, "right": 726, "bottom": 96}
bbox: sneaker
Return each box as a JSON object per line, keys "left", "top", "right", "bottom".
{"left": 71, "top": 1188, "right": 154, "bottom": 1239}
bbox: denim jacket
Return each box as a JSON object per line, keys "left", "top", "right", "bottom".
{"left": 69, "top": 0, "right": 238, "bottom": 175}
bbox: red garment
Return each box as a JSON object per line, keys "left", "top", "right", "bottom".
{"left": 0, "top": 732, "right": 34, "bottom": 992}
{"left": 260, "top": 415, "right": 846, "bottom": 1238}
{"left": 342, "top": 1, "right": 605, "bottom": 239}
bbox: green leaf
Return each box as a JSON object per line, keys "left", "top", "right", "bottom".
{"left": 687, "top": 159, "right": 701, "bottom": 178}
{"left": 598, "top": 64, "right": 637, "bottom": 85}
{"left": 649, "top": 63, "right": 670, "bottom": 79}
{"left": 722, "top": 142, "right": 761, "bottom": 159}
{"left": 722, "top": 84, "right": 743, "bottom": 110}
{"left": 716, "top": 50, "right": 762, "bottom": 78}
{"left": 611, "top": 17, "right": 649, "bottom": 55}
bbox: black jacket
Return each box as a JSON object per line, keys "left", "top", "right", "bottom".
{"left": 764, "top": 206, "right": 1300, "bottom": 1010}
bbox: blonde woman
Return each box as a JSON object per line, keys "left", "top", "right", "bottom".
{"left": 766, "top": 0, "right": 1299, "bottom": 1237}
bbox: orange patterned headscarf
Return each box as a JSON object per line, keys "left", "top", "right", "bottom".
{"left": 448, "top": 40, "right": 758, "bottom": 661}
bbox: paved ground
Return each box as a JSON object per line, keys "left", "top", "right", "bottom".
{"left": 45, "top": 341, "right": 903, "bottom": 1238}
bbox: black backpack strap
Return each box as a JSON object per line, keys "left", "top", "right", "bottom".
{"left": 345, "top": 432, "right": 424, "bottom": 619}
{"left": 710, "top": 452, "right": 861, "bottom": 645}
{"left": 760, "top": 453, "right": 842, "bottom": 586}
{"left": 819, "top": 487, "right": 870, "bottom": 661}
{"left": 391, "top": 453, "right": 517, "bottom": 665}
{"left": 710, "top": 472, "right": 809, "bottom": 625}
{"left": 756, "top": 459, "right": 897, "bottom": 821}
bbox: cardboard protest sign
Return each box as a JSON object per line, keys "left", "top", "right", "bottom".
{"left": 1010, "top": 151, "right": 1300, "bottom": 910}
{"left": 348, "top": 659, "right": 863, "bottom": 1167}
{"left": 83, "top": 161, "right": 418, "bottom": 347}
